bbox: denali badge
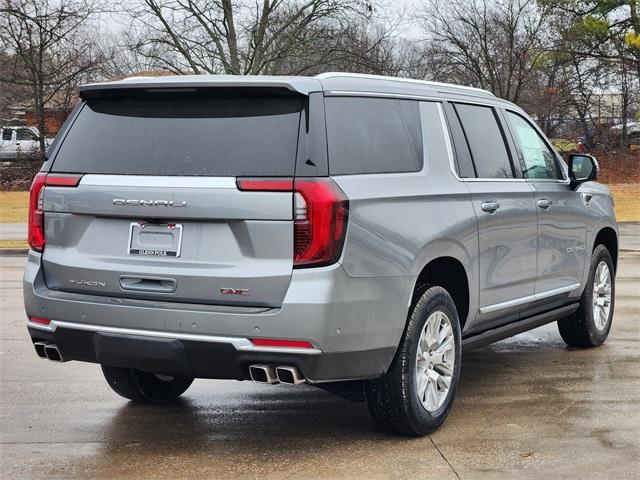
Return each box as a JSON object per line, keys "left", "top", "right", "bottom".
{"left": 113, "top": 199, "right": 187, "bottom": 207}
{"left": 69, "top": 278, "right": 107, "bottom": 287}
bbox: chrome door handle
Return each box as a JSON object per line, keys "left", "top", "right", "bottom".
{"left": 537, "top": 199, "right": 552, "bottom": 209}
{"left": 481, "top": 201, "right": 500, "bottom": 213}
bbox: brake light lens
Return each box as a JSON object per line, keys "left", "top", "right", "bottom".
{"left": 28, "top": 173, "right": 82, "bottom": 251}
{"left": 236, "top": 177, "right": 349, "bottom": 268}
{"left": 250, "top": 338, "right": 314, "bottom": 349}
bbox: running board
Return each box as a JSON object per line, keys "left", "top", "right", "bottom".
{"left": 462, "top": 303, "right": 579, "bottom": 350}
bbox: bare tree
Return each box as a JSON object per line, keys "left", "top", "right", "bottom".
{"left": 0, "top": 0, "right": 104, "bottom": 154}
{"left": 417, "top": 0, "right": 553, "bottom": 103}
{"left": 125, "top": 0, "right": 377, "bottom": 75}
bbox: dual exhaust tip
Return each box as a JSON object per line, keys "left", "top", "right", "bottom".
{"left": 33, "top": 342, "right": 64, "bottom": 362}
{"left": 249, "top": 364, "right": 306, "bottom": 385}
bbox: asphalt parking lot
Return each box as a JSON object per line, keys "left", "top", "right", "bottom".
{"left": 1, "top": 248, "right": 639, "bottom": 479}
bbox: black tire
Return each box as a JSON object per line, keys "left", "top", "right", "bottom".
{"left": 558, "top": 244, "right": 615, "bottom": 347}
{"left": 364, "top": 286, "right": 462, "bottom": 436}
{"left": 101, "top": 365, "right": 193, "bottom": 403}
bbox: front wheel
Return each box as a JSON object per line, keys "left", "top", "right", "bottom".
{"left": 558, "top": 244, "right": 615, "bottom": 347}
{"left": 102, "top": 366, "right": 193, "bottom": 403}
{"left": 365, "top": 286, "right": 462, "bottom": 436}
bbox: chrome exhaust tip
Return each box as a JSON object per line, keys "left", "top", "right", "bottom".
{"left": 276, "top": 366, "right": 306, "bottom": 385}
{"left": 249, "top": 364, "right": 279, "bottom": 384}
{"left": 44, "top": 344, "right": 63, "bottom": 362}
{"left": 33, "top": 342, "right": 49, "bottom": 359}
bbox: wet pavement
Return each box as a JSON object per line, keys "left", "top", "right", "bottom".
{"left": 1, "top": 252, "right": 639, "bottom": 479}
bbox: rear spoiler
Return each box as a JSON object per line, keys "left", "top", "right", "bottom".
{"left": 79, "top": 75, "right": 322, "bottom": 99}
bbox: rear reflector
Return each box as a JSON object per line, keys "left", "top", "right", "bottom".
{"left": 28, "top": 173, "right": 83, "bottom": 251}
{"left": 250, "top": 338, "right": 314, "bottom": 349}
{"left": 29, "top": 317, "right": 51, "bottom": 325}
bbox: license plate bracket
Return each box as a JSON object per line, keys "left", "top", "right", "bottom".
{"left": 128, "top": 222, "right": 183, "bottom": 257}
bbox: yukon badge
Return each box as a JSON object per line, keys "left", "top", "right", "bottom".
{"left": 113, "top": 199, "right": 187, "bottom": 207}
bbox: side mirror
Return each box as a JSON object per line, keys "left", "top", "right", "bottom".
{"left": 568, "top": 153, "right": 598, "bottom": 187}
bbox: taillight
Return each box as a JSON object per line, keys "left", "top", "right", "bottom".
{"left": 236, "top": 177, "right": 349, "bottom": 268}
{"left": 292, "top": 178, "right": 348, "bottom": 268}
{"left": 28, "top": 173, "right": 82, "bottom": 251}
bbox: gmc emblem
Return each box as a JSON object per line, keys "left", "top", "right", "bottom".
{"left": 220, "top": 288, "right": 250, "bottom": 296}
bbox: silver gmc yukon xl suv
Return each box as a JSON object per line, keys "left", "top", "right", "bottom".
{"left": 24, "top": 73, "right": 618, "bottom": 435}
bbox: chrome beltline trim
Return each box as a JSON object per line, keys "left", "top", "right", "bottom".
{"left": 27, "top": 320, "right": 322, "bottom": 355}
{"left": 80, "top": 175, "right": 238, "bottom": 189}
{"left": 479, "top": 283, "right": 581, "bottom": 314}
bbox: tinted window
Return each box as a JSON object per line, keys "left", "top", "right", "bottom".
{"left": 16, "top": 128, "right": 37, "bottom": 141}
{"left": 454, "top": 103, "right": 513, "bottom": 179}
{"left": 1, "top": 129, "right": 11, "bottom": 141}
{"left": 325, "top": 97, "right": 423, "bottom": 175}
{"left": 52, "top": 95, "right": 301, "bottom": 176}
{"left": 506, "top": 111, "right": 562, "bottom": 180}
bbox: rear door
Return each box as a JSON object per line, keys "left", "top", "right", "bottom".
{"left": 447, "top": 102, "right": 538, "bottom": 331}
{"left": 41, "top": 91, "right": 304, "bottom": 307}
{"left": 503, "top": 109, "right": 587, "bottom": 297}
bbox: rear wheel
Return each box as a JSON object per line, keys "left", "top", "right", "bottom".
{"left": 365, "top": 286, "right": 462, "bottom": 436}
{"left": 101, "top": 365, "right": 193, "bottom": 403}
{"left": 558, "top": 244, "right": 615, "bottom": 347}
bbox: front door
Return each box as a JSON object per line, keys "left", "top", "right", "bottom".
{"left": 503, "top": 110, "right": 587, "bottom": 299}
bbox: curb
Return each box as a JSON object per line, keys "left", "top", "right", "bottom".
{"left": 0, "top": 249, "right": 28, "bottom": 256}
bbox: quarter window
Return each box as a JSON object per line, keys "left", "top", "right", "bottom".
{"left": 506, "top": 111, "right": 563, "bottom": 180}
{"left": 325, "top": 97, "right": 423, "bottom": 175}
{"left": 1, "top": 129, "right": 11, "bottom": 141}
{"left": 454, "top": 103, "right": 514, "bottom": 179}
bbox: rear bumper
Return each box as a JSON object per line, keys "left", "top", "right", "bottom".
{"left": 28, "top": 323, "right": 393, "bottom": 382}
{"left": 24, "top": 251, "right": 413, "bottom": 382}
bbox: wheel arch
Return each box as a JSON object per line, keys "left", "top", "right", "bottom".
{"left": 593, "top": 227, "right": 618, "bottom": 272}
{"left": 412, "top": 256, "right": 470, "bottom": 330}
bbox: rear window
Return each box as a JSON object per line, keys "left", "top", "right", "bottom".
{"left": 51, "top": 94, "right": 302, "bottom": 176}
{"left": 325, "top": 97, "right": 423, "bottom": 175}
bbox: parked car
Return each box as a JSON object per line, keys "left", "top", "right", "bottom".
{"left": 24, "top": 73, "right": 618, "bottom": 435}
{"left": 610, "top": 121, "right": 640, "bottom": 144}
{"left": 0, "top": 126, "right": 50, "bottom": 161}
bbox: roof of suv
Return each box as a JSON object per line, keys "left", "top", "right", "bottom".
{"left": 79, "top": 72, "right": 508, "bottom": 105}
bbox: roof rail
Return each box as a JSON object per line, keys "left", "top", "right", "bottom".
{"left": 315, "top": 72, "right": 494, "bottom": 97}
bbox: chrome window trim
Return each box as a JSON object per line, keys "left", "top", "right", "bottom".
{"left": 325, "top": 90, "right": 511, "bottom": 107}
{"left": 437, "top": 103, "right": 529, "bottom": 183}
{"left": 27, "top": 320, "right": 323, "bottom": 355}
{"left": 80, "top": 175, "right": 238, "bottom": 189}
{"left": 437, "top": 102, "right": 569, "bottom": 184}
{"left": 479, "top": 283, "right": 581, "bottom": 314}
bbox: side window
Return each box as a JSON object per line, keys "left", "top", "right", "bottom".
{"left": 325, "top": 97, "right": 423, "bottom": 175}
{"left": 16, "top": 128, "right": 38, "bottom": 141}
{"left": 2, "top": 129, "right": 12, "bottom": 141}
{"left": 505, "top": 111, "right": 563, "bottom": 180}
{"left": 454, "top": 103, "right": 514, "bottom": 179}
